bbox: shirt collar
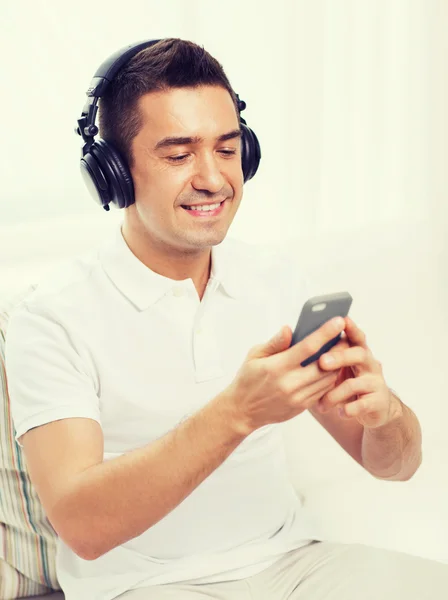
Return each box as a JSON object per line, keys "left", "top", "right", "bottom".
{"left": 99, "top": 225, "right": 242, "bottom": 310}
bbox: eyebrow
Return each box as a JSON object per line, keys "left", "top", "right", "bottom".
{"left": 154, "top": 128, "right": 243, "bottom": 151}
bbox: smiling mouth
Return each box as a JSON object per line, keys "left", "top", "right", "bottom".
{"left": 182, "top": 200, "right": 224, "bottom": 210}
{"left": 180, "top": 200, "right": 227, "bottom": 217}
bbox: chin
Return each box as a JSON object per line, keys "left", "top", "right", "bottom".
{"left": 182, "top": 230, "right": 228, "bottom": 250}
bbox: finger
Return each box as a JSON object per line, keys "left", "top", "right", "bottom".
{"left": 285, "top": 316, "right": 346, "bottom": 370}
{"left": 318, "top": 374, "right": 378, "bottom": 412}
{"left": 338, "top": 395, "right": 380, "bottom": 419}
{"left": 335, "top": 365, "right": 355, "bottom": 387}
{"left": 333, "top": 337, "right": 350, "bottom": 352}
{"left": 291, "top": 371, "right": 338, "bottom": 410}
{"left": 318, "top": 345, "right": 378, "bottom": 374}
{"left": 282, "top": 361, "right": 337, "bottom": 394}
{"left": 343, "top": 316, "right": 368, "bottom": 349}
{"left": 307, "top": 378, "right": 340, "bottom": 410}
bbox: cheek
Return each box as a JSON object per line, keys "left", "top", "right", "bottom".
{"left": 225, "top": 165, "right": 244, "bottom": 196}
{"left": 133, "top": 165, "right": 184, "bottom": 203}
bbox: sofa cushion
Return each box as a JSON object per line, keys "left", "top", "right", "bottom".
{"left": 21, "top": 596, "right": 63, "bottom": 600}
{"left": 0, "top": 287, "right": 61, "bottom": 599}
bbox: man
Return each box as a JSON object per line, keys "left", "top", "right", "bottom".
{"left": 5, "top": 38, "right": 448, "bottom": 599}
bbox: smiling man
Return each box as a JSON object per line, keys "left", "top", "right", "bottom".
{"left": 120, "top": 85, "right": 244, "bottom": 299}
{"left": 5, "top": 38, "right": 448, "bottom": 600}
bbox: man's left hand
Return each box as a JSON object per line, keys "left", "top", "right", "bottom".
{"left": 317, "top": 316, "right": 402, "bottom": 429}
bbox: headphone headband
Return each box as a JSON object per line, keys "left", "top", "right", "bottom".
{"left": 76, "top": 39, "right": 162, "bottom": 148}
{"left": 88, "top": 39, "right": 162, "bottom": 98}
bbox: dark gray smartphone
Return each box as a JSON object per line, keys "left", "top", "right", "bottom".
{"left": 291, "top": 291, "right": 353, "bottom": 367}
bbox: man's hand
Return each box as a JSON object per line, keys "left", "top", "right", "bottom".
{"left": 316, "top": 316, "right": 402, "bottom": 429}
{"left": 223, "top": 317, "right": 346, "bottom": 436}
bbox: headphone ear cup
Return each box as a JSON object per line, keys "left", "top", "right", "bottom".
{"left": 80, "top": 151, "right": 112, "bottom": 210}
{"left": 80, "top": 140, "right": 134, "bottom": 210}
{"left": 240, "top": 122, "right": 261, "bottom": 183}
{"left": 90, "top": 140, "right": 135, "bottom": 209}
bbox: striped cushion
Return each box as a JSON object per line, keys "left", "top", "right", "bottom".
{"left": 0, "top": 287, "right": 61, "bottom": 599}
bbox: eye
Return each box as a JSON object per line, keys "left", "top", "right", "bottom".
{"left": 167, "top": 150, "right": 238, "bottom": 164}
{"left": 168, "top": 155, "right": 189, "bottom": 163}
{"left": 219, "top": 150, "right": 237, "bottom": 157}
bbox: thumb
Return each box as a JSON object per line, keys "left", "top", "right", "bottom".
{"left": 251, "top": 325, "right": 292, "bottom": 359}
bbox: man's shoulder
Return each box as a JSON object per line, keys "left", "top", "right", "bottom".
{"left": 10, "top": 247, "right": 102, "bottom": 321}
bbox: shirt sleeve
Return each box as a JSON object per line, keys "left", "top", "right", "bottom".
{"left": 5, "top": 303, "right": 101, "bottom": 445}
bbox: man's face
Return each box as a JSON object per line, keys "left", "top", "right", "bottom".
{"left": 126, "top": 85, "right": 244, "bottom": 254}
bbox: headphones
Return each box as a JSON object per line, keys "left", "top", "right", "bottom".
{"left": 75, "top": 38, "right": 262, "bottom": 211}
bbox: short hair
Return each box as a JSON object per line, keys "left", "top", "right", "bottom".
{"left": 98, "top": 38, "right": 240, "bottom": 167}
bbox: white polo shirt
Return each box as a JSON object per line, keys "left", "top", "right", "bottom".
{"left": 5, "top": 225, "right": 318, "bottom": 600}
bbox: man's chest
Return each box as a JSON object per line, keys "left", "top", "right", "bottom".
{"left": 77, "top": 291, "right": 285, "bottom": 453}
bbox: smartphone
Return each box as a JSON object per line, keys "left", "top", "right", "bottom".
{"left": 291, "top": 291, "right": 353, "bottom": 367}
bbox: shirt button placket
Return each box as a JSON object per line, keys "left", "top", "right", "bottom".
{"left": 193, "top": 304, "right": 223, "bottom": 382}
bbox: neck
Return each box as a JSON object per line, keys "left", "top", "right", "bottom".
{"left": 121, "top": 222, "right": 212, "bottom": 300}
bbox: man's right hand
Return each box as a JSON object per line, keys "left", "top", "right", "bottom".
{"left": 223, "top": 317, "right": 347, "bottom": 436}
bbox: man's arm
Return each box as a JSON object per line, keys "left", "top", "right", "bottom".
{"left": 309, "top": 390, "right": 422, "bottom": 481}
{"left": 310, "top": 315, "right": 423, "bottom": 482}
{"left": 361, "top": 392, "right": 422, "bottom": 480}
{"left": 20, "top": 389, "right": 246, "bottom": 561}
{"left": 5, "top": 304, "right": 247, "bottom": 562}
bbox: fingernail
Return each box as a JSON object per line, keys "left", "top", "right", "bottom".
{"left": 322, "top": 354, "right": 335, "bottom": 365}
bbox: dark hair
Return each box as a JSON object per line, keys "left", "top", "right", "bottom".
{"left": 98, "top": 38, "right": 240, "bottom": 167}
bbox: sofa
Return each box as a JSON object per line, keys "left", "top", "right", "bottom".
{"left": 0, "top": 290, "right": 63, "bottom": 600}
{"left": 1, "top": 220, "right": 447, "bottom": 599}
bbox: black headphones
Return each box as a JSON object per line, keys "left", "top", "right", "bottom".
{"left": 75, "top": 39, "right": 262, "bottom": 211}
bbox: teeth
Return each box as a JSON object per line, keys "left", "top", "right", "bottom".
{"left": 185, "top": 202, "right": 221, "bottom": 212}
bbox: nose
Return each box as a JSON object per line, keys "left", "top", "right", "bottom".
{"left": 191, "top": 152, "right": 226, "bottom": 194}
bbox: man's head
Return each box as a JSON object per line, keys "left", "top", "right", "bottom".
{"left": 99, "top": 38, "right": 244, "bottom": 256}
